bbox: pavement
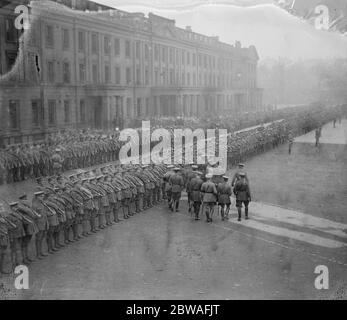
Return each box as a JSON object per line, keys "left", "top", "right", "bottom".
{"left": 1, "top": 197, "right": 346, "bottom": 300}
{"left": 295, "top": 119, "right": 347, "bottom": 145}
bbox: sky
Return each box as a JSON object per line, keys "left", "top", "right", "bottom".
{"left": 92, "top": 0, "right": 347, "bottom": 61}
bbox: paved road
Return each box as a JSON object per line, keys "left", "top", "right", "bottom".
{"left": 1, "top": 121, "right": 347, "bottom": 300}
{"left": 295, "top": 119, "right": 347, "bottom": 145}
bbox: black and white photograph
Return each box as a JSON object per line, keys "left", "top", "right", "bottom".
{"left": 0, "top": 0, "right": 346, "bottom": 302}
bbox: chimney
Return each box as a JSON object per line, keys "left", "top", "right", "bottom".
{"left": 185, "top": 26, "right": 192, "bottom": 32}
{"left": 235, "top": 41, "right": 241, "bottom": 49}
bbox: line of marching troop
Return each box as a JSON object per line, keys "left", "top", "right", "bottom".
{"left": 163, "top": 164, "right": 251, "bottom": 224}
{"left": 0, "top": 163, "right": 167, "bottom": 274}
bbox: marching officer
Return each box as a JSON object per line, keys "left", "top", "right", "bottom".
{"left": 200, "top": 174, "right": 218, "bottom": 223}
{"left": 233, "top": 172, "right": 251, "bottom": 221}
{"left": 231, "top": 163, "right": 249, "bottom": 187}
{"left": 217, "top": 176, "right": 232, "bottom": 221}
{"left": 168, "top": 167, "right": 184, "bottom": 212}
{"left": 186, "top": 165, "right": 199, "bottom": 213}
{"left": 163, "top": 165, "right": 175, "bottom": 208}
{"left": 189, "top": 171, "right": 204, "bottom": 220}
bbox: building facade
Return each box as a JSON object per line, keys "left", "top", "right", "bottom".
{"left": 0, "top": 0, "right": 262, "bottom": 145}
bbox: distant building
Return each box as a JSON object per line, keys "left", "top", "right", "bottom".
{"left": 0, "top": 0, "right": 262, "bottom": 145}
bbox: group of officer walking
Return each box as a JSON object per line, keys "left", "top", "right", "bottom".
{"left": 163, "top": 163, "right": 251, "bottom": 224}
{"left": 0, "top": 163, "right": 165, "bottom": 274}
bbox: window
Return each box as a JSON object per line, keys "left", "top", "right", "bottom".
{"left": 64, "top": 100, "right": 70, "bottom": 123}
{"left": 114, "top": 38, "right": 120, "bottom": 56}
{"left": 136, "top": 98, "right": 141, "bottom": 117}
{"left": 187, "top": 52, "right": 190, "bottom": 65}
{"left": 92, "top": 63, "right": 98, "bottom": 83}
{"left": 105, "top": 64, "right": 110, "bottom": 83}
{"left": 45, "top": 25, "right": 54, "bottom": 47}
{"left": 63, "top": 62, "right": 70, "bottom": 83}
{"left": 48, "top": 100, "right": 56, "bottom": 126}
{"left": 193, "top": 73, "right": 196, "bottom": 86}
{"left": 80, "top": 100, "right": 86, "bottom": 123}
{"left": 6, "top": 51, "right": 17, "bottom": 72}
{"left": 193, "top": 53, "right": 196, "bottom": 67}
{"left": 125, "top": 40, "right": 131, "bottom": 58}
{"left": 154, "top": 69, "right": 159, "bottom": 85}
{"left": 8, "top": 100, "right": 20, "bottom": 129}
{"left": 104, "top": 36, "right": 111, "bottom": 55}
{"left": 115, "top": 67, "right": 121, "bottom": 85}
{"left": 47, "top": 61, "right": 55, "bottom": 83}
{"left": 187, "top": 73, "right": 190, "bottom": 86}
{"left": 78, "top": 31, "right": 85, "bottom": 52}
{"left": 145, "top": 44, "right": 149, "bottom": 61}
{"left": 32, "top": 100, "right": 43, "bottom": 127}
{"left": 146, "top": 98, "right": 150, "bottom": 116}
{"left": 79, "top": 63, "right": 85, "bottom": 82}
{"left": 136, "top": 41, "right": 140, "bottom": 59}
{"left": 91, "top": 34, "right": 98, "bottom": 54}
{"left": 136, "top": 68, "right": 141, "bottom": 85}
{"left": 145, "top": 68, "right": 149, "bottom": 85}
{"left": 126, "top": 67, "right": 131, "bottom": 84}
{"left": 169, "top": 48, "right": 174, "bottom": 64}
{"left": 162, "top": 46, "right": 166, "bottom": 63}
{"left": 182, "top": 50, "right": 185, "bottom": 65}
{"left": 28, "top": 24, "right": 38, "bottom": 47}
{"left": 62, "top": 29, "right": 69, "bottom": 50}
{"left": 5, "top": 18, "right": 18, "bottom": 42}
{"left": 169, "top": 69, "right": 174, "bottom": 85}
{"left": 154, "top": 45, "right": 159, "bottom": 61}
{"left": 27, "top": 53, "right": 38, "bottom": 83}
{"left": 182, "top": 72, "right": 185, "bottom": 85}
{"left": 126, "top": 98, "right": 132, "bottom": 118}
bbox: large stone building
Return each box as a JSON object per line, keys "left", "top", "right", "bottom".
{"left": 0, "top": 0, "right": 262, "bottom": 145}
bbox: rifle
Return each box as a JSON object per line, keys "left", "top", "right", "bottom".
{"left": 41, "top": 201, "right": 56, "bottom": 216}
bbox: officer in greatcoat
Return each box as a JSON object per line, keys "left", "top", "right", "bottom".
{"left": 200, "top": 174, "right": 218, "bottom": 222}
{"left": 217, "top": 176, "right": 232, "bottom": 221}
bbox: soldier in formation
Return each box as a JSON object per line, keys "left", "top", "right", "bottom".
{"left": 217, "top": 176, "right": 232, "bottom": 221}
{"left": 0, "top": 163, "right": 168, "bottom": 274}
{"left": 0, "top": 105, "right": 343, "bottom": 186}
{"left": 168, "top": 167, "right": 184, "bottom": 212}
{"left": 200, "top": 174, "right": 218, "bottom": 223}
{"left": 233, "top": 172, "right": 251, "bottom": 221}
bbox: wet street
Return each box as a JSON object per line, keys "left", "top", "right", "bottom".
{"left": 1, "top": 197, "right": 345, "bottom": 300}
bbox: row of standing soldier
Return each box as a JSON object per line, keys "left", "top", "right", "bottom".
{"left": 0, "top": 163, "right": 166, "bottom": 274}
{"left": 163, "top": 164, "right": 251, "bottom": 223}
